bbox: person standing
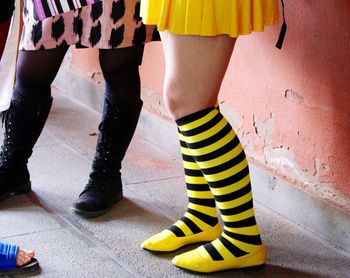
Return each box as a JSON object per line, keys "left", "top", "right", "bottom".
{"left": 0, "top": 0, "right": 158, "bottom": 218}
{"left": 140, "top": 0, "right": 280, "bottom": 273}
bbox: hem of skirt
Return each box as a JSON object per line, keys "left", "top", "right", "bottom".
{"left": 141, "top": 16, "right": 160, "bottom": 26}
{"left": 144, "top": 18, "right": 279, "bottom": 38}
{"left": 78, "top": 32, "right": 156, "bottom": 49}
{"left": 20, "top": 32, "right": 155, "bottom": 51}
{"left": 20, "top": 35, "right": 78, "bottom": 51}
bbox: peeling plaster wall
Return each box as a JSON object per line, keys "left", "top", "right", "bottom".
{"left": 218, "top": 0, "right": 350, "bottom": 210}
{"left": 67, "top": 1, "right": 350, "bottom": 210}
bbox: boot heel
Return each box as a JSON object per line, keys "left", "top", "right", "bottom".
{"left": 12, "top": 182, "right": 32, "bottom": 195}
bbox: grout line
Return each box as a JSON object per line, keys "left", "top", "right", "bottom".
{"left": 26, "top": 193, "right": 141, "bottom": 278}
{"left": 1, "top": 227, "right": 65, "bottom": 240}
{"left": 125, "top": 175, "right": 184, "bottom": 186}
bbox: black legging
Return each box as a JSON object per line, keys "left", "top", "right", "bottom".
{"left": 0, "top": 0, "right": 15, "bottom": 23}
{"left": 14, "top": 44, "right": 145, "bottom": 106}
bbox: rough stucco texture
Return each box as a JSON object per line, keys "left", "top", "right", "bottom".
{"left": 139, "top": 1, "right": 350, "bottom": 204}
{"left": 220, "top": 0, "right": 350, "bottom": 201}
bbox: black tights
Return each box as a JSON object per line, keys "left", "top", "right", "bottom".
{"left": 14, "top": 44, "right": 145, "bottom": 107}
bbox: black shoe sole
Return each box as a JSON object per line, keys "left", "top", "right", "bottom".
{"left": 71, "top": 192, "right": 123, "bottom": 218}
{"left": 0, "top": 181, "right": 32, "bottom": 203}
{"left": 174, "top": 263, "right": 266, "bottom": 274}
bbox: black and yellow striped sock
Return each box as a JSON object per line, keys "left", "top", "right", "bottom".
{"left": 168, "top": 128, "right": 219, "bottom": 237}
{"left": 172, "top": 106, "right": 265, "bottom": 273}
{"left": 141, "top": 127, "right": 221, "bottom": 252}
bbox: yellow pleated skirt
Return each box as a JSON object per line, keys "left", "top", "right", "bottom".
{"left": 140, "top": 0, "right": 280, "bottom": 37}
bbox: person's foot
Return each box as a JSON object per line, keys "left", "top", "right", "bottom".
{"left": 142, "top": 223, "right": 221, "bottom": 252}
{"left": 172, "top": 242, "right": 266, "bottom": 273}
{"left": 16, "top": 248, "right": 35, "bottom": 266}
{"left": 72, "top": 175, "right": 123, "bottom": 218}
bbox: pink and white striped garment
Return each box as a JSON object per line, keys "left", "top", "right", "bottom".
{"left": 32, "top": 0, "right": 102, "bottom": 20}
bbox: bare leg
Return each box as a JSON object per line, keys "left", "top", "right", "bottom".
{"left": 160, "top": 32, "right": 236, "bottom": 119}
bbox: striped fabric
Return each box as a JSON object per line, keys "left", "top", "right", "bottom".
{"left": 32, "top": 0, "right": 102, "bottom": 20}
{"left": 168, "top": 128, "right": 219, "bottom": 237}
{"left": 176, "top": 107, "right": 263, "bottom": 261}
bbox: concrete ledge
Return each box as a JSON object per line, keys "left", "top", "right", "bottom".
{"left": 54, "top": 67, "right": 350, "bottom": 254}
{"left": 250, "top": 165, "right": 350, "bottom": 253}
{"left": 54, "top": 64, "right": 104, "bottom": 113}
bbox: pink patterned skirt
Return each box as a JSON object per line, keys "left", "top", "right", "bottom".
{"left": 20, "top": 0, "right": 158, "bottom": 50}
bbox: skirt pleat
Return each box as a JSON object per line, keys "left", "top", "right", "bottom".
{"left": 140, "top": 0, "right": 280, "bottom": 37}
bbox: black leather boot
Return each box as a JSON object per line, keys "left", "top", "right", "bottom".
{"left": 72, "top": 99, "right": 143, "bottom": 217}
{"left": 0, "top": 97, "right": 52, "bottom": 203}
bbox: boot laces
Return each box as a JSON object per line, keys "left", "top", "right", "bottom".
{"left": 87, "top": 108, "right": 120, "bottom": 189}
{"left": 0, "top": 109, "right": 15, "bottom": 167}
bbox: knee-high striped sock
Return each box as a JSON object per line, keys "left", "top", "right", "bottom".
{"left": 141, "top": 128, "right": 221, "bottom": 252}
{"left": 173, "top": 106, "right": 265, "bottom": 273}
{"left": 168, "top": 128, "right": 219, "bottom": 237}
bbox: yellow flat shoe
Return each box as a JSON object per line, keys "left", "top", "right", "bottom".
{"left": 141, "top": 223, "right": 221, "bottom": 252}
{"left": 172, "top": 243, "right": 266, "bottom": 273}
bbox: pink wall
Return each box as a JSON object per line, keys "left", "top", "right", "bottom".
{"left": 69, "top": 1, "right": 350, "bottom": 206}
{"left": 220, "top": 0, "right": 350, "bottom": 201}
{"left": 71, "top": 48, "right": 100, "bottom": 75}
{"left": 139, "top": 1, "right": 350, "bottom": 203}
